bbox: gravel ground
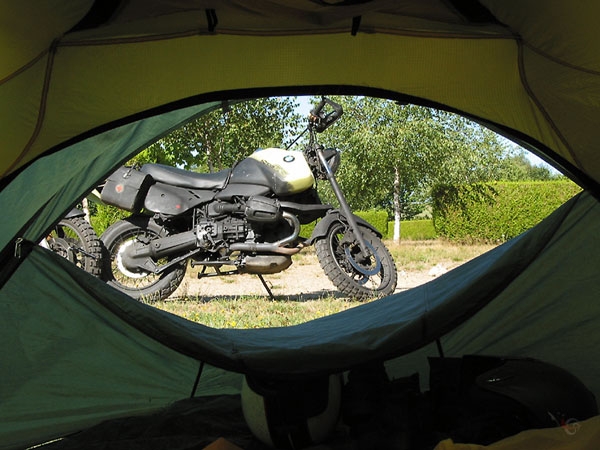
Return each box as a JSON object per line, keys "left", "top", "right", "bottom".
{"left": 170, "top": 253, "right": 452, "bottom": 300}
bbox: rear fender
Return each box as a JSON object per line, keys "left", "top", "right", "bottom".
{"left": 307, "top": 210, "right": 381, "bottom": 245}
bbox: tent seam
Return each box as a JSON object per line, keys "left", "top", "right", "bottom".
{"left": 57, "top": 26, "right": 514, "bottom": 47}
{"left": 0, "top": 48, "right": 49, "bottom": 86}
{"left": 516, "top": 39, "right": 584, "bottom": 171}
{"left": 3, "top": 40, "right": 59, "bottom": 178}
{"left": 524, "top": 42, "right": 600, "bottom": 77}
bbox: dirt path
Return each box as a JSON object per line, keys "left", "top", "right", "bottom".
{"left": 171, "top": 253, "right": 453, "bottom": 300}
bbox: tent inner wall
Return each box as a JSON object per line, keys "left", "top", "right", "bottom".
{"left": 3, "top": 32, "right": 583, "bottom": 183}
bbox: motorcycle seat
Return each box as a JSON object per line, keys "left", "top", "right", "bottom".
{"left": 141, "top": 163, "right": 231, "bottom": 190}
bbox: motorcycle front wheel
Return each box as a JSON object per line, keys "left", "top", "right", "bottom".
{"left": 315, "top": 222, "right": 397, "bottom": 300}
{"left": 47, "top": 217, "right": 102, "bottom": 277}
{"left": 100, "top": 216, "right": 186, "bottom": 302}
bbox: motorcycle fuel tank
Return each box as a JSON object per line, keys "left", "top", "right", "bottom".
{"left": 249, "top": 148, "right": 314, "bottom": 195}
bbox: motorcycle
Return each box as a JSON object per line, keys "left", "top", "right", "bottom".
{"left": 99, "top": 97, "right": 397, "bottom": 301}
{"left": 40, "top": 208, "right": 102, "bottom": 276}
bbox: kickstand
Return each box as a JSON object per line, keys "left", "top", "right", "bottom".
{"left": 257, "top": 274, "right": 276, "bottom": 300}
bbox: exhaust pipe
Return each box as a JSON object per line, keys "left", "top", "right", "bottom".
{"left": 230, "top": 212, "right": 301, "bottom": 255}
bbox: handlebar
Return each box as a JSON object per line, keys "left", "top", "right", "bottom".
{"left": 309, "top": 97, "right": 343, "bottom": 132}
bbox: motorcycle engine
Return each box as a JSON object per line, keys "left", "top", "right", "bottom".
{"left": 196, "top": 217, "right": 249, "bottom": 247}
{"left": 196, "top": 196, "right": 282, "bottom": 248}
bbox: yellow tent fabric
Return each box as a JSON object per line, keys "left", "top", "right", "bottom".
{"left": 434, "top": 415, "right": 600, "bottom": 450}
{"left": 2, "top": 1, "right": 600, "bottom": 188}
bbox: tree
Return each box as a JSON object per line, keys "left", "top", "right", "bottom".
{"left": 317, "top": 96, "right": 511, "bottom": 241}
{"left": 131, "top": 97, "right": 301, "bottom": 171}
{"left": 498, "top": 151, "right": 561, "bottom": 181}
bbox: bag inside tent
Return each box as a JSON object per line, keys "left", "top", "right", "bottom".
{"left": 2, "top": 1, "right": 600, "bottom": 449}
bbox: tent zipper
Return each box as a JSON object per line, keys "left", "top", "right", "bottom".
{"left": 0, "top": 237, "right": 35, "bottom": 290}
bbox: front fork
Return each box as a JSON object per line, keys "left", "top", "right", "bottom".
{"left": 316, "top": 147, "right": 370, "bottom": 259}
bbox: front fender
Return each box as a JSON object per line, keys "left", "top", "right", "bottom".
{"left": 64, "top": 208, "right": 85, "bottom": 219}
{"left": 307, "top": 210, "right": 382, "bottom": 244}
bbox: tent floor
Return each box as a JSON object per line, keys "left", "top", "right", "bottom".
{"left": 38, "top": 395, "right": 259, "bottom": 450}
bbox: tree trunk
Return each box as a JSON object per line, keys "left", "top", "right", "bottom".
{"left": 81, "top": 197, "right": 91, "bottom": 224}
{"left": 393, "top": 168, "right": 401, "bottom": 242}
{"left": 205, "top": 141, "right": 215, "bottom": 173}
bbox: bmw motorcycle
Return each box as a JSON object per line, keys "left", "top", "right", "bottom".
{"left": 100, "top": 97, "right": 397, "bottom": 301}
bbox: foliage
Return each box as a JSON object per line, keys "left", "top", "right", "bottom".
{"left": 354, "top": 210, "right": 389, "bottom": 236}
{"left": 499, "top": 152, "right": 564, "bottom": 181}
{"left": 432, "top": 181, "right": 582, "bottom": 242}
{"left": 299, "top": 210, "right": 388, "bottom": 239}
{"left": 387, "top": 219, "right": 437, "bottom": 240}
{"left": 316, "top": 96, "right": 513, "bottom": 221}
{"left": 89, "top": 203, "right": 129, "bottom": 236}
{"left": 130, "top": 97, "right": 302, "bottom": 171}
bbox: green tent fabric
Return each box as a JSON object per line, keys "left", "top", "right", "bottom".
{"left": 1, "top": 191, "right": 598, "bottom": 448}
{"left": 2, "top": 1, "right": 600, "bottom": 449}
{"left": 0, "top": 102, "right": 220, "bottom": 254}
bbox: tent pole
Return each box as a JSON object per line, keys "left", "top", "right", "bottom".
{"left": 190, "top": 361, "right": 205, "bottom": 398}
{"left": 436, "top": 339, "right": 445, "bottom": 358}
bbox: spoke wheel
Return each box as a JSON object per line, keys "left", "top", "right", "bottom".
{"left": 101, "top": 216, "right": 186, "bottom": 302}
{"left": 47, "top": 217, "right": 102, "bottom": 276}
{"left": 316, "top": 222, "right": 397, "bottom": 300}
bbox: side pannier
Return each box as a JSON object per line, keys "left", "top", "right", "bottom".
{"left": 101, "top": 166, "right": 153, "bottom": 212}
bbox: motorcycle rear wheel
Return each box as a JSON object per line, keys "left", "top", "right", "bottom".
{"left": 100, "top": 216, "right": 186, "bottom": 302}
{"left": 315, "top": 222, "right": 397, "bottom": 300}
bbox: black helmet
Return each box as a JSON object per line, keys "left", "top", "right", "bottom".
{"left": 474, "top": 357, "right": 597, "bottom": 429}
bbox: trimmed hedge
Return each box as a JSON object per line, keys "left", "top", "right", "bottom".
{"left": 300, "top": 210, "right": 388, "bottom": 239}
{"left": 387, "top": 219, "right": 437, "bottom": 240}
{"left": 432, "top": 181, "right": 582, "bottom": 242}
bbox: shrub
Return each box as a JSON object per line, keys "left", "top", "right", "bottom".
{"left": 300, "top": 210, "right": 388, "bottom": 239}
{"left": 355, "top": 210, "right": 389, "bottom": 236}
{"left": 432, "top": 181, "right": 582, "bottom": 242}
{"left": 90, "top": 203, "right": 129, "bottom": 236}
{"left": 387, "top": 219, "right": 437, "bottom": 240}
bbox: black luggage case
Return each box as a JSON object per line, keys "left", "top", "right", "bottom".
{"left": 101, "top": 166, "right": 153, "bottom": 212}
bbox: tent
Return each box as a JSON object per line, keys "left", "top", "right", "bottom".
{"left": 1, "top": 1, "right": 599, "bottom": 448}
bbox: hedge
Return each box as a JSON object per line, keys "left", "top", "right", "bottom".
{"left": 300, "top": 210, "right": 388, "bottom": 239}
{"left": 387, "top": 219, "right": 437, "bottom": 240}
{"left": 432, "top": 181, "right": 582, "bottom": 242}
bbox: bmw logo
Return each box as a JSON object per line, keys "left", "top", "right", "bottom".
{"left": 283, "top": 155, "right": 295, "bottom": 163}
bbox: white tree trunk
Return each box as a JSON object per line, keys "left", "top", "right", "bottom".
{"left": 81, "top": 197, "right": 91, "bottom": 223}
{"left": 206, "top": 145, "right": 215, "bottom": 173}
{"left": 393, "top": 168, "right": 401, "bottom": 242}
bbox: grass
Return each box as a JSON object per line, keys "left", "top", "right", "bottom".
{"left": 153, "top": 295, "right": 365, "bottom": 329}
{"left": 154, "top": 239, "right": 496, "bottom": 329}
{"left": 388, "top": 239, "right": 496, "bottom": 271}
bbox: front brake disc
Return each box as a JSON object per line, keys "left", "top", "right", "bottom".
{"left": 344, "top": 240, "right": 381, "bottom": 276}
